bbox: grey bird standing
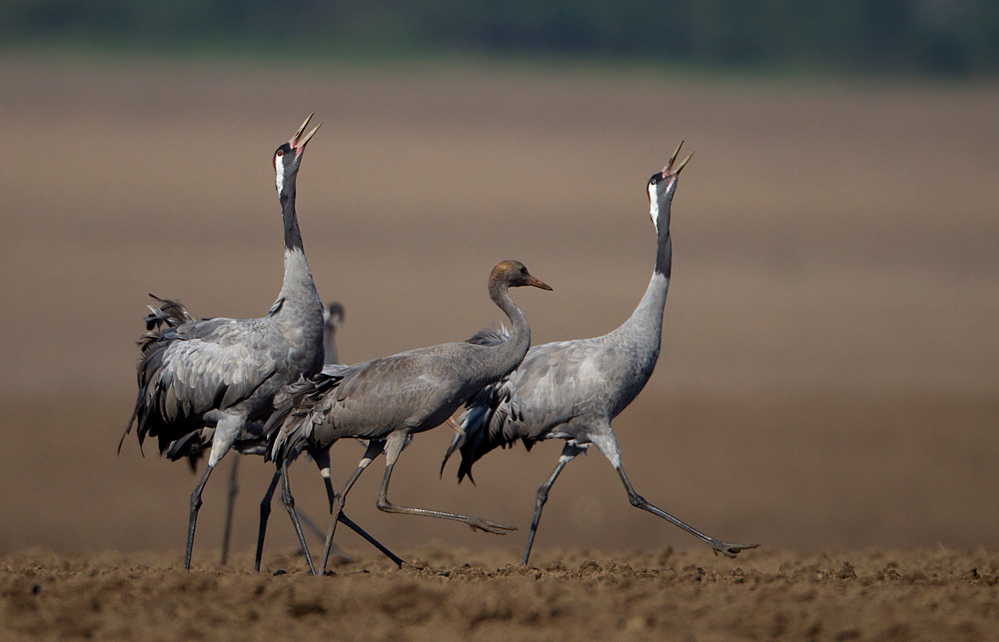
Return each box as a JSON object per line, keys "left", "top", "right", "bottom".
{"left": 266, "top": 260, "right": 553, "bottom": 574}
{"left": 442, "top": 146, "right": 759, "bottom": 565}
{"left": 217, "top": 300, "right": 356, "bottom": 566}
{"left": 122, "top": 116, "right": 329, "bottom": 571}
{"left": 140, "top": 292, "right": 402, "bottom": 572}
{"left": 250, "top": 301, "right": 406, "bottom": 573}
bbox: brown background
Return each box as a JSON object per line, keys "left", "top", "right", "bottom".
{"left": 0, "top": 57, "right": 997, "bottom": 562}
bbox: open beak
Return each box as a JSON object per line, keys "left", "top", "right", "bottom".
{"left": 664, "top": 141, "right": 693, "bottom": 178}
{"left": 290, "top": 113, "right": 322, "bottom": 156}
{"left": 663, "top": 141, "right": 683, "bottom": 174}
{"left": 527, "top": 275, "right": 553, "bottom": 291}
{"left": 674, "top": 151, "right": 693, "bottom": 175}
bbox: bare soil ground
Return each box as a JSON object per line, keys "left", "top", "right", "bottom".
{"left": 3, "top": 547, "right": 999, "bottom": 641}
{"left": 0, "top": 56, "right": 998, "bottom": 639}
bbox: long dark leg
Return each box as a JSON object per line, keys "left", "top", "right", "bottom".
{"left": 589, "top": 430, "right": 758, "bottom": 558}
{"left": 220, "top": 453, "right": 240, "bottom": 566}
{"left": 295, "top": 510, "right": 328, "bottom": 543}
{"left": 522, "top": 443, "right": 584, "bottom": 566}
{"left": 615, "top": 466, "right": 758, "bottom": 557}
{"left": 312, "top": 448, "right": 405, "bottom": 568}
{"left": 255, "top": 467, "right": 325, "bottom": 571}
{"left": 320, "top": 440, "right": 384, "bottom": 574}
{"left": 254, "top": 470, "right": 281, "bottom": 572}
{"left": 375, "top": 432, "right": 517, "bottom": 534}
{"left": 305, "top": 448, "right": 354, "bottom": 564}
{"left": 184, "top": 463, "right": 215, "bottom": 571}
{"left": 338, "top": 515, "right": 404, "bottom": 568}
{"left": 280, "top": 460, "right": 317, "bottom": 575}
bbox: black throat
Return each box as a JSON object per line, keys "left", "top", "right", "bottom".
{"left": 654, "top": 229, "right": 672, "bottom": 279}
{"left": 280, "top": 176, "right": 304, "bottom": 252}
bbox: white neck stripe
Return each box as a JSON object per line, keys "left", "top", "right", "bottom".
{"left": 649, "top": 197, "right": 660, "bottom": 234}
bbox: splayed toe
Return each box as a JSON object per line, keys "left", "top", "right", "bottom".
{"left": 714, "top": 542, "right": 760, "bottom": 558}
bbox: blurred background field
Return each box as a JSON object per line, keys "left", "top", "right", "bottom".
{"left": 0, "top": 1, "right": 997, "bottom": 562}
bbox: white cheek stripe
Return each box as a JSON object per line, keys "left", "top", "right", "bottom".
{"left": 648, "top": 187, "right": 661, "bottom": 234}
{"left": 275, "top": 159, "right": 284, "bottom": 193}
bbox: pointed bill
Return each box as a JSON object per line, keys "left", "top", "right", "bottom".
{"left": 289, "top": 113, "right": 321, "bottom": 155}
{"left": 298, "top": 121, "right": 322, "bottom": 149}
{"left": 674, "top": 151, "right": 693, "bottom": 175}
{"left": 291, "top": 113, "right": 314, "bottom": 144}
{"left": 527, "top": 275, "right": 553, "bottom": 291}
{"left": 665, "top": 141, "right": 684, "bottom": 173}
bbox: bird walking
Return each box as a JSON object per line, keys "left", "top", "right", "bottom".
{"left": 122, "top": 116, "right": 330, "bottom": 571}
{"left": 250, "top": 301, "right": 406, "bottom": 572}
{"left": 442, "top": 146, "right": 759, "bottom": 565}
{"left": 141, "top": 294, "right": 403, "bottom": 572}
{"left": 216, "top": 300, "right": 360, "bottom": 566}
{"left": 266, "top": 260, "right": 553, "bottom": 574}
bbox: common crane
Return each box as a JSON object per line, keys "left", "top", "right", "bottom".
{"left": 266, "top": 260, "right": 552, "bottom": 573}
{"left": 442, "top": 147, "right": 759, "bottom": 565}
{"left": 122, "top": 116, "right": 329, "bottom": 571}
{"left": 141, "top": 294, "right": 402, "bottom": 572}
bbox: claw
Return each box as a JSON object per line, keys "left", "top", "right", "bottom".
{"left": 467, "top": 518, "right": 518, "bottom": 535}
{"left": 712, "top": 542, "right": 759, "bottom": 558}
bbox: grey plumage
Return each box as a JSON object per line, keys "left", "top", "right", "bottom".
{"left": 139, "top": 293, "right": 404, "bottom": 571}
{"left": 143, "top": 294, "right": 197, "bottom": 331}
{"left": 217, "top": 299, "right": 368, "bottom": 567}
{"left": 442, "top": 146, "right": 759, "bottom": 565}
{"left": 265, "top": 260, "right": 552, "bottom": 574}
{"left": 465, "top": 323, "right": 511, "bottom": 348}
{"left": 122, "top": 116, "right": 325, "bottom": 571}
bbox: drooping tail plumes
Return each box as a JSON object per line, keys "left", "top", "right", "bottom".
{"left": 442, "top": 379, "right": 525, "bottom": 484}
{"left": 144, "top": 294, "right": 196, "bottom": 330}
{"left": 264, "top": 370, "right": 345, "bottom": 466}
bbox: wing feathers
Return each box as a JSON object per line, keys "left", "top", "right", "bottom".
{"left": 125, "top": 309, "right": 288, "bottom": 457}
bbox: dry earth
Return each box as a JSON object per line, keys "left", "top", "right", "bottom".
{"left": 3, "top": 547, "right": 999, "bottom": 641}
{"left": 0, "top": 55, "right": 998, "bottom": 640}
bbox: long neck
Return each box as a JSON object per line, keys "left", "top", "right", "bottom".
{"left": 324, "top": 326, "right": 339, "bottom": 365}
{"left": 275, "top": 173, "right": 320, "bottom": 317}
{"left": 488, "top": 280, "right": 531, "bottom": 373}
{"left": 281, "top": 174, "right": 304, "bottom": 252}
{"left": 617, "top": 198, "right": 672, "bottom": 346}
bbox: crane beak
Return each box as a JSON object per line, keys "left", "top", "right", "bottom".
{"left": 663, "top": 141, "right": 684, "bottom": 174}
{"left": 290, "top": 113, "right": 322, "bottom": 156}
{"left": 527, "top": 275, "right": 553, "bottom": 291}
{"left": 674, "top": 151, "right": 693, "bottom": 175}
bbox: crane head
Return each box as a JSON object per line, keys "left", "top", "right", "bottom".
{"left": 491, "top": 260, "right": 553, "bottom": 291}
{"left": 324, "top": 301, "right": 346, "bottom": 332}
{"left": 274, "top": 114, "right": 322, "bottom": 194}
{"left": 647, "top": 141, "right": 692, "bottom": 234}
